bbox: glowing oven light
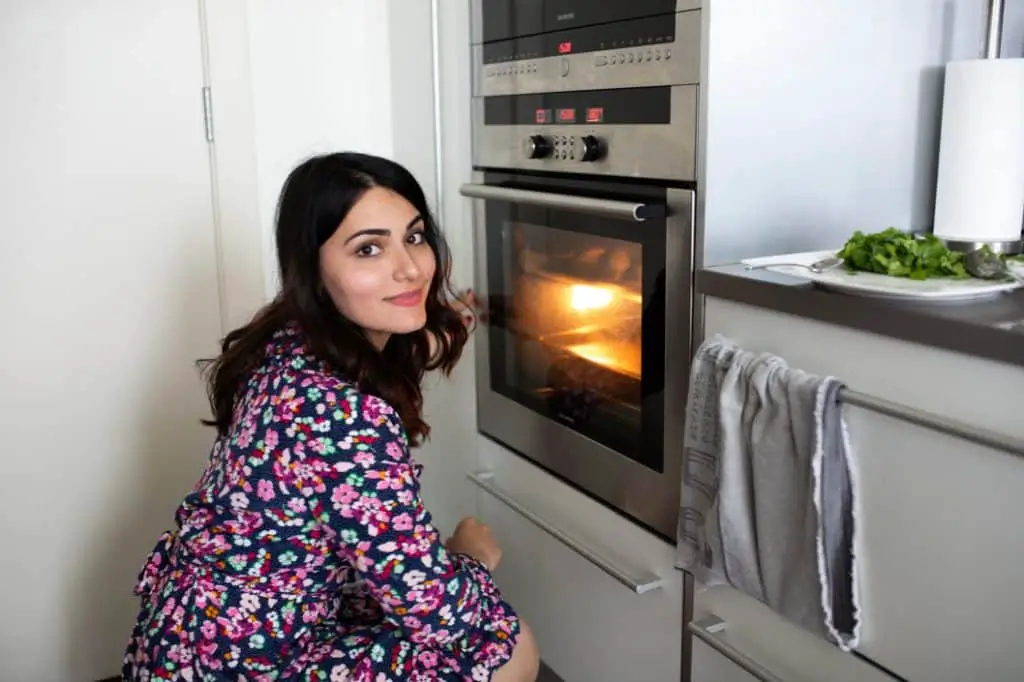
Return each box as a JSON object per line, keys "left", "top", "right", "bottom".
{"left": 567, "top": 343, "right": 616, "bottom": 368}
{"left": 569, "top": 284, "right": 614, "bottom": 311}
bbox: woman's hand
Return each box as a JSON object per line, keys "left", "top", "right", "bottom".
{"left": 445, "top": 516, "right": 502, "bottom": 572}
{"left": 451, "top": 288, "right": 480, "bottom": 330}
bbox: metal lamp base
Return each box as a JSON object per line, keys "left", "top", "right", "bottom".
{"left": 939, "top": 238, "right": 1023, "bottom": 255}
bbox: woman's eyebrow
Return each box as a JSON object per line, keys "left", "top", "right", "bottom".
{"left": 344, "top": 228, "right": 389, "bottom": 244}
{"left": 343, "top": 215, "right": 423, "bottom": 244}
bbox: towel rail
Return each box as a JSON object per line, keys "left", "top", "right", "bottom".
{"left": 688, "top": 616, "right": 785, "bottom": 682}
{"left": 839, "top": 389, "right": 1024, "bottom": 459}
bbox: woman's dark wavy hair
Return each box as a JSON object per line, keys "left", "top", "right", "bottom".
{"left": 197, "top": 152, "right": 469, "bottom": 446}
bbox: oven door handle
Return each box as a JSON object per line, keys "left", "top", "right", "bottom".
{"left": 466, "top": 470, "right": 665, "bottom": 594}
{"left": 459, "top": 183, "right": 666, "bottom": 222}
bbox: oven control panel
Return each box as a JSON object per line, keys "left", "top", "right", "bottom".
{"left": 471, "top": 86, "right": 696, "bottom": 182}
{"left": 474, "top": 83, "right": 697, "bottom": 182}
{"left": 524, "top": 134, "right": 606, "bottom": 163}
{"left": 472, "top": 10, "right": 701, "bottom": 97}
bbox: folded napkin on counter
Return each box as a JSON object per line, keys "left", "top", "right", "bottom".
{"left": 675, "top": 335, "right": 860, "bottom": 650}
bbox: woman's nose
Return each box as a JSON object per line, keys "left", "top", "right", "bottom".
{"left": 393, "top": 246, "right": 422, "bottom": 281}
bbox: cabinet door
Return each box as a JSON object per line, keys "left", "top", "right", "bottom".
{"left": 703, "top": 296, "right": 1024, "bottom": 682}
{"left": 0, "top": 3, "right": 223, "bottom": 680}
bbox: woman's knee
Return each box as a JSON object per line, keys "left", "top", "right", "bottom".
{"left": 494, "top": 618, "right": 540, "bottom": 682}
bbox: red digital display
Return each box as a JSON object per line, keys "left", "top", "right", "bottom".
{"left": 556, "top": 108, "right": 576, "bottom": 123}
{"left": 558, "top": 41, "right": 573, "bottom": 54}
{"left": 585, "top": 107, "right": 605, "bottom": 123}
{"left": 535, "top": 108, "right": 551, "bottom": 124}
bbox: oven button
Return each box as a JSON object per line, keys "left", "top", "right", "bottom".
{"left": 524, "top": 135, "right": 553, "bottom": 159}
{"left": 579, "top": 135, "right": 605, "bottom": 162}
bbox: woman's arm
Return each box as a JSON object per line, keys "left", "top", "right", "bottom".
{"left": 277, "top": 372, "right": 519, "bottom": 652}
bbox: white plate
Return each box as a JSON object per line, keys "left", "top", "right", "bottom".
{"left": 740, "top": 250, "right": 1024, "bottom": 301}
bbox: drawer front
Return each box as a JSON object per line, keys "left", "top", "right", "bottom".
{"left": 692, "top": 586, "right": 896, "bottom": 682}
{"left": 475, "top": 437, "right": 684, "bottom": 682}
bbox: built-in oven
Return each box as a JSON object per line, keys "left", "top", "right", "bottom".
{"left": 463, "top": 0, "right": 701, "bottom": 541}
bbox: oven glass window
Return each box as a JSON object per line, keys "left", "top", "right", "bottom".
{"left": 485, "top": 180, "right": 666, "bottom": 473}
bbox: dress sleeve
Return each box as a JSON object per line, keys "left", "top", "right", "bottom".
{"left": 281, "top": 373, "right": 521, "bottom": 657}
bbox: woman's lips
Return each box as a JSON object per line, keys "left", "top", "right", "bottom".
{"left": 387, "top": 289, "right": 423, "bottom": 307}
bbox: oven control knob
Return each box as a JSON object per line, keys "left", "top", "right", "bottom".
{"left": 524, "top": 135, "right": 553, "bottom": 159}
{"left": 579, "top": 135, "right": 605, "bottom": 162}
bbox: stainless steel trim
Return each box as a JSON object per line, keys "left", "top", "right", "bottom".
{"left": 841, "top": 389, "right": 1024, "bottom": 459}
{"left": 939, "top": 238, "right": 1023, "bottom": 256}
{"left": 459, "top": 183, "right": 664, "bottom": 221}
{"left": 687, "top": 616, "right": 785, "bottom": 682}
{"left": 472, "top": 85, "right": 698, "bottom": 181}
{"left": 680, "top": 571, "right": 696, "bottom": 682}
{"left": 985, "top": 0, "right": 1005, "bottom": 59}
{"left": 473, "top": 10, "right": 701, "bottom": 96}
{"left": 469, "top": 182, "right": 694, "bottom": 540}
{"left": 429, "top": 0, "right": 444, "bottom": 220}
{"left": 469, "top": 0, "right": 482, "bottom": 46}
{"left": 467, "top": 470, "right": 666, "bottom": 594}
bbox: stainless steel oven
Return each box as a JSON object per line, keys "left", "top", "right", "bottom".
{"left": 462, "top": 0, "right": 701, "bottom": 541}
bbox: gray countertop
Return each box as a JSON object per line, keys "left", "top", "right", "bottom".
{"left": 697, "top": 264, "right": 1024, "bottom": 368}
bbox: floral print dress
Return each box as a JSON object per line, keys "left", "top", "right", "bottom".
{"left": 123, "top": 326, "right": 521, "bottom": 681}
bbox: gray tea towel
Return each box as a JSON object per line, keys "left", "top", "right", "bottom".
{"left": 676, "top": 335, "right": 860, "bottom": 650}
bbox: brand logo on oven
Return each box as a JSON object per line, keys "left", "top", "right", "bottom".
{"left": 556, "top": 12, "right": 575, "bottom": 21}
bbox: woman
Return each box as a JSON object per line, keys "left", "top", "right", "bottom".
{"left": 123, "top": 152, "right": 539, "bottom": 682}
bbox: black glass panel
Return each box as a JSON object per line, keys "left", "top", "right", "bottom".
{"left": 484, "top": 87, "right": 672, "bottom": 126}
{"left": 483, "top": 172, "right": 667, "bottom": 471}
{"left": 481, "top": 0, "right": 677, "bottom": 43}
{"left": 482, "top": 13, "right": 677, "bottom": 63}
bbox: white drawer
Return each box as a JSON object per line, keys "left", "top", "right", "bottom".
{"left": 692, "top": 585, "right": 897, "bottom": 682}
{"left": 475, "top": 437, "right": 684, "bottom": 682}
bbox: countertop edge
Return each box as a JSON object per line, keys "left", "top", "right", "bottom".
{"left": 696, "top": 268, "right": 1024, "bottom": 369}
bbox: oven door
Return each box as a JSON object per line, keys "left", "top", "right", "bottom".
{"left": 461, "top": 171, "right": 694, "bottom": 540}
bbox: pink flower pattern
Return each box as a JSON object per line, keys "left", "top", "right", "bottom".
{"left": 122, "top": 325, "right": 520, "bottom": 681}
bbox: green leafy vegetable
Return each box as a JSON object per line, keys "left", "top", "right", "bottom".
{"left": 836, "top": 227, "right": 970, "bottom": 280}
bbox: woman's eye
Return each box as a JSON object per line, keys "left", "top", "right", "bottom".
{"left": 407, "top": 230, "right": 427, "bottom": 245}
{"left": 356, "top": 243, "right": 382, "bottom": 257}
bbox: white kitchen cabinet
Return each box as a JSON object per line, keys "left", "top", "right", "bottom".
{"left": 701, "top": 296, "right": 1024, "bottom": 682}
{"left": 475, "top": 437, "right": 684, "bottom": 682}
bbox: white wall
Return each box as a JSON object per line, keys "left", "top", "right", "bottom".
{"left": 244, "top": 0, "right": 395, "bottom": 297}
{"left": 699, "top": 0, "right": 1024, "bottom": 266}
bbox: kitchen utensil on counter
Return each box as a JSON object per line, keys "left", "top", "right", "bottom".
{"left": 744, "top": 256, "right": 843, "bottom": 274}
{"left": 965, "top": 249, "right": 1024, "bottom": 282}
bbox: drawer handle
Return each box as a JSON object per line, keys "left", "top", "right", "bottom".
{"left": 466, "top": 470, "right": 665, "bottom": 594}
{"left": 688, "top": 615, "right": 785, "bottom": 682}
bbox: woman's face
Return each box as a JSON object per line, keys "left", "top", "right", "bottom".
{"left": 319, "top": 187, "right": 437, "bottom": 349}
